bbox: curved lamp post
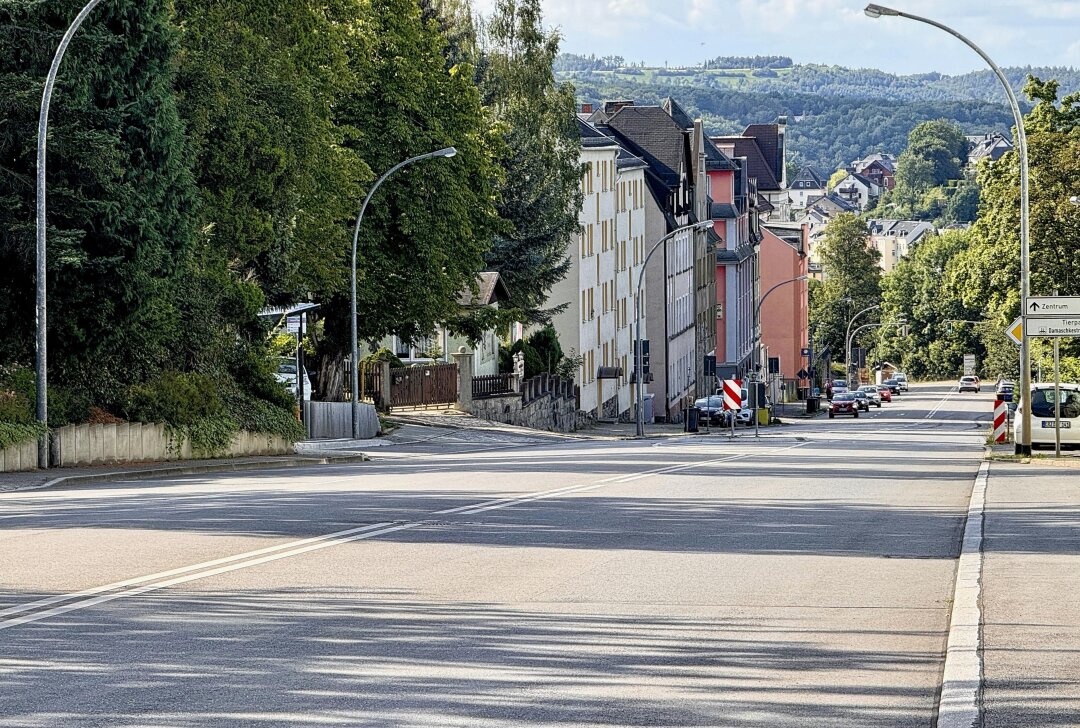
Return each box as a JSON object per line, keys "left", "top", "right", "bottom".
{"left": 35, "top": 0, "right": 109, "bottom": 469}
{"left": 634, "top": 220, "right": 714, "bottom": 437}
{"left": 865, "top": 2, "right": 1032, "bottom": 452}
{"left": 751, "top": 274, "right": 808, "bottom": 436}
{"left": 845, "top": 303, "right": 881, "bottom": 384}
{"left": 350, "top": 147, "right": 457, "bottom": 438}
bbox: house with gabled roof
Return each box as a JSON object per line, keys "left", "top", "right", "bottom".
{"left": 789, "top": 165, "right": 828, "bottom": 211}
{"left": 868, "top": 219, "right": 935, "bottom": 273}
{"left": 966, "top": 132, "right": 1012, "bottom": 166}
{"left": 712, "top": 117, "right": 789, "bottom": 221}
{"left": 833, "top": 172, "right": 881, "bottom": 211}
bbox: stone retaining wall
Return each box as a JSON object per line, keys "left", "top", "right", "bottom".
{"left": 471, "top": 393, "right": 577, "bottom": 434}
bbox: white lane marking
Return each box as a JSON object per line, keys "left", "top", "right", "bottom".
{"left": 0, "top": 440, "right": 807, "bottom": 630}
{"left": 0, "top": 521, "right": 415, "bottom": 631}
{"left": 0, "top": 521, "right": 395, "bottom": 621}
{"left": 937, "top": 460, "right": 987, "bottom": 727}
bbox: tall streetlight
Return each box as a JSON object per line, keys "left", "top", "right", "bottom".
{"left": 350, "top": 147, "right": 457, "bottom": 438}
{"left": 845, "top": 303, "right": 880, "bottom": 384}
{"left": 865, "top": 2, "right": 1033, "bottom": 453}
{"left": 34, "top": 0, "right": 109, "bottom": 469}
{"left": 846, "top": 319, "right": 906, "bottom": 383}
{"left": 751, "top": 274, "right": 808, "bottom": 436}
{"left": 634, "top": 220, "right": 715, "bottom": 437}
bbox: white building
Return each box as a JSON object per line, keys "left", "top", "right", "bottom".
{"left": 834, "top": 172, "right": 881, "bottom": 211}
{"left": 868, "top": 219, "right": 935, "bottom": 273}
{"left": 788, "top": 166, "right": 828, "bottom": 212}
{"left": 546, "top": 120, "right": 649, "bottom": 419}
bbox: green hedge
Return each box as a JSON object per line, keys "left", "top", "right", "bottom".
{"left": 0, "top": 421, "right": 45, "bottom": 450}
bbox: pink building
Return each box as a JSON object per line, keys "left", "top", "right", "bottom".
{"left": 759, "top": 222, "right": 810, "bottom": 393}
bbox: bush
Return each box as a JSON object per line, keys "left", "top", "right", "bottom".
{"left": 125, "top": 371, "right": 226, "bottom": 426}
{"left": 361, "top": 347, "right": 405, "bottom": 368}
{"left": 0, "top": 421, "right": 45, "bottom": 450}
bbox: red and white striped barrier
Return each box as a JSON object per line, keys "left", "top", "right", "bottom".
{"left": 723, "top": 379, "right": 742, "bottom": 411}
{"left": 993, "top": 399, "right": 1007, "bottom": 443}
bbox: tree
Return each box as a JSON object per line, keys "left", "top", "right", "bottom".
{"left": 314, "top": 0, "right": 503, "bottom": 398}
{"left": 809, "top": 214, "right": 881, "bottom": 361}
{"left": 0, "top": 0, "right": 198, "bottom": 413}
{"left": 951, "top": 77, "right": 1080, "bottom": 380}
{"left": 827, "top": 169, "right": 848, "bottom": 192}
{"left": 478, "top": 0, "right": 583, "bottom": 324}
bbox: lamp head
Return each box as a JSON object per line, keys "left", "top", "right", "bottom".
{"left": 435, "top": 147, "right": 457, "bottom": 158}
{"left": 864, "top": 3, "right": 899, "bottom": 18}
{"left": 1070, "top": 195, "right": 1079, "bottom": 206}
{"left": 695, "top": 220, "right": 714, "bottom": 231}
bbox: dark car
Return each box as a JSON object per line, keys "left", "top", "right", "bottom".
{"left": 883, "top": 378, "right": 901, "bottom": 394}
{"left": 829, "top": 393, "right": 860, "bottom": 418}
{"left": 996, "top": 380, "right": 1015, "bottom": 402}
{"left": 693, "top": 396, "right": 725, "bottom": 425}
{"left": 851, "top": 390, "right": 872, "bottom": 411}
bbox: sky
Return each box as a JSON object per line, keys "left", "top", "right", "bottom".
{"left": 472, "top": 0, "right": 1080, "bottom": 75}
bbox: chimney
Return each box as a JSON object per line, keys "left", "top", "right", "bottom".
{"left": 604, "top": 100, "right": 635, "bottom": 116}
{"left": 581, "top": 103, "right": 593, "bottom": 114}
{"left": 776, "top": 115, "right": 788, "bottom": 188}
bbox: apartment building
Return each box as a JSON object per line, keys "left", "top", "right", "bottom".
{"left": 547, "top": 119, "right": 649, "bottom": 420}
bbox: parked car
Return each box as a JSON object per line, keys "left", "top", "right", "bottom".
{"left": 275, "top": 357, "right": 312, "bottom": 401}
{"left": 851, "top": 390, "right": 873, "bottom": 411}
{"left": 996, "top": 379, "right": 1015, "bottom": 402}
{"left": 693, "top": 396, "right": 725, "bottom": 425}
{"left": 858, "top": 385, "right": 883, "bottom": 407}
{"left": 876, "top": 385, "right": 893, "bottom": 403}
{"left": 1012, "top": 383, "right": 1080, "bottom": 453}
{"left": 894, "top": 373, "right": 910, "bottom": 392}
{"left": 829, "top": 393, "right": 859, "bottom": 418}
{"left": 958, "top": 376, "right": 980, "bottom": 393}
{"left": 883, "top": 378, "right": 902, "bottom": 394}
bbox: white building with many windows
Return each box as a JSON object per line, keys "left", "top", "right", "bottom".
{"left": 547, "top": 119, "right": 649, "bottom": 420}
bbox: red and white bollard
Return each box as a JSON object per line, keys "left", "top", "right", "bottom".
{"left": 993, "top": 399, "right": 1007, "bottom": 444}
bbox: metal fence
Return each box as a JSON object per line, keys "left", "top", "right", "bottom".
{"left": 473, "top": 373, "right": 516, "bottom": 399}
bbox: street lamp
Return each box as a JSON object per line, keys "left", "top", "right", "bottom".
{"left": 634, "top": 220, "right": 714, "bottom": 437}
{"left": 350, "top": 147, "right": 457, "bottom": 438}
{"left": 845, "top": 303, "right": 880, "bottom": 384}
{"left": 751, "top": 274, "right": 808, "bottom": 436}
{"left": 34, "top": 0, "right": 109, "bottom": 469}
{"left": 1070, "top": 196, "right": 1079, "bottom": 206}
{"left": 864, "top": 3, "right": 1033, "bottom": 453}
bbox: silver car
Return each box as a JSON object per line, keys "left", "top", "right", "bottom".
{"left": 858, "top": 385, "right": 883, "bottom": 406}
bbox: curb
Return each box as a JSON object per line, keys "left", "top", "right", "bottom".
{"left": 7, "top": 454, "right": 370, "bottom": 493}
{"left": 936, "top": 459, "right": 988, "bottom": 728}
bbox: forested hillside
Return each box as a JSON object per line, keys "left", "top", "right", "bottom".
{"left": 558, "top": 54, "right": 1080, "bottom": 172}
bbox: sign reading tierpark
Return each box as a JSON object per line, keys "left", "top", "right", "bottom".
{"left": 1026, "top": 317, "right": 1080, "bottom": 337}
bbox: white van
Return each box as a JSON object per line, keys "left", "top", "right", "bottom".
{"left": 1013, "top": 383, "right": 1080, "bottom": 453}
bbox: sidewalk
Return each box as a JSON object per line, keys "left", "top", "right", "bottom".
{"left": 981, "top": 459, "right": 1080, "bottom": 727}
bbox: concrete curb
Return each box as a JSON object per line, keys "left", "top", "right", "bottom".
{"left": 937, "top": 459, "right": 988, "bottom": 728}
{"left": 7, "top": 454, "right": 370, "bottom": 493}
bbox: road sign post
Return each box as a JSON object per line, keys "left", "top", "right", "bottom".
{"left": 993, "top": 399, "right": 1007, "bottom": 444}
{"left": 723, "top": 379, "right": 742, "bottom": 438}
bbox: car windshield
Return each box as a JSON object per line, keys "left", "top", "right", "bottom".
{"left": 961, "top": 377, "right": 976, "bottom": 383}
{"left": 834, "top": 394, "right": 854, "bottom": 401}
{"left": 833, "top": 381, "right": 847, "bottom": 387}
{"left": 277, "top": 362, "right": 297, "bottom": 375}
{"left": 853, "top": 392, "right": 866, "bottom": 398}
{"left": 884, "top": 380, "right": 897, "bottom": 385}
{"left": 1030, "top": 388, "right": 1080, "bottom": 419}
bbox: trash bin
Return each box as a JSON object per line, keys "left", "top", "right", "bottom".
{"left": 806, "top": 397, "right": 820, "bottom": 414}
{"left": 684, "top": 407, "right": 700, "bottom": 433}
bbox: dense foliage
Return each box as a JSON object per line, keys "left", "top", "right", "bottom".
{"left": 556, "top": 59, "right": 1080, "bottom": 172}
{"left": 877, "top": 78, "right": 1080, "bottom": 382}
{"left": 0, "top": 0, "right": 579, "bottom": 444}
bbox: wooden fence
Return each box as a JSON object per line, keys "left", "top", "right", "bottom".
{"left": 472, "top": 373, "right": 516, "bottom": 399}
{"left": 388, "top": 363, "right": 458, "bottom": 407}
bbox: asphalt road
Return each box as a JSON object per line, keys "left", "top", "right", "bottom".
{"left": 0, "top": 383, "right": 993, "bottom": 727}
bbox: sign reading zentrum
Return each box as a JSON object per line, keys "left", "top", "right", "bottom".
{"left": 1028, "top": 296, "right": 1080, "bottom": 316}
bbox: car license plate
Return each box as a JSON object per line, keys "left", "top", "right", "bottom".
{"left": 1041, "top": 421, "right": 1071, "bottom": 428}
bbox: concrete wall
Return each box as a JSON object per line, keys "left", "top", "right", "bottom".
{"left": 305, "top": 401, "right": 380, "bottom": 440}
{"left": 471, "top": 394, "right": 578, "bottom": 434}
{"left": 47, "top": 423, "right": 293, "bottom": 469}
{"left": 0, "top": 439, "right": 38, "bottom": 473}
